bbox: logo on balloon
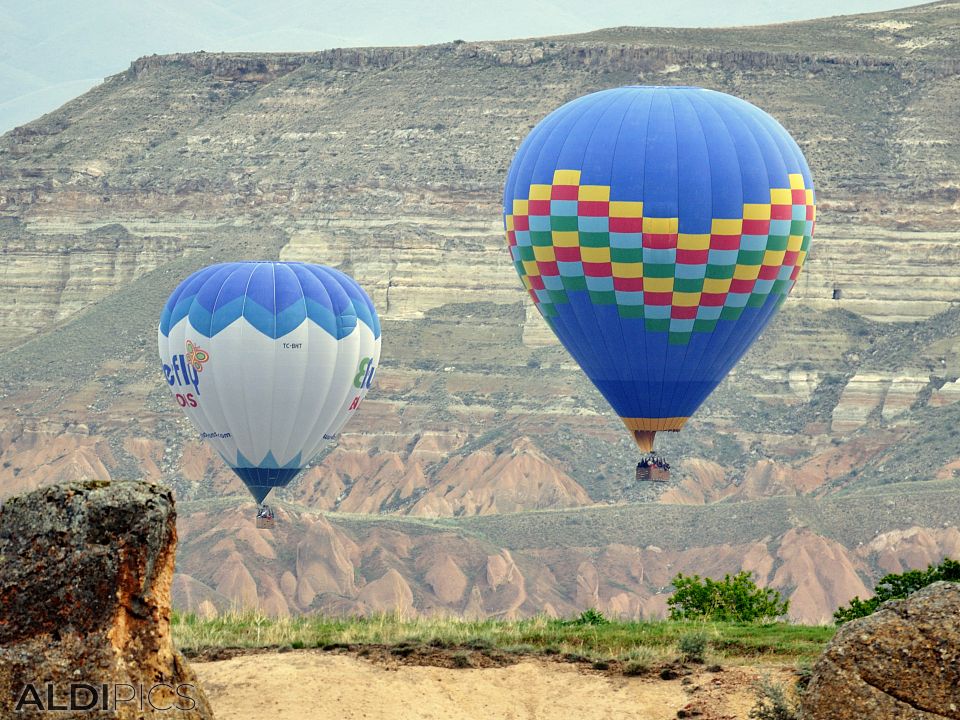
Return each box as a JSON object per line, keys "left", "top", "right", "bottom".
{"left": 353, "top": 357, "right": 375, "bottom": 389}
{"left": 185, "top": 340, "right": 209, "bottom": 372}
{"left": 162, "top": 340, "right": 206, "bottom": 408}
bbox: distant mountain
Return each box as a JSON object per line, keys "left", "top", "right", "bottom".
{"left": 0, "top": 1, "right": 958, "bottom": 622}
{"left": 0, "top": 0, "right": 927, "bottom": 132}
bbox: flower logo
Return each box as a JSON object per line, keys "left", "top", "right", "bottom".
{"left": 185, "top": 340, "right": 210, "bottom": 372}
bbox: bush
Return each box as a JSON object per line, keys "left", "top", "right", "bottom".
{"left": 668, "top": 571, "right": 789, "bottom": 623}
{"left": 833, "top": 558, "right": 960, "bottom": 624}
{"left": 677, "top": 631, "right": 707, "bottom": 663}
{"left": 570, "top": 608, "right": 610, "bottom": 626}
{"left": 748, "top": 677, "right": 801, "bottom": 720}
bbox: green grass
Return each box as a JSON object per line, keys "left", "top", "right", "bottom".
{"left": 172, "top": 611, "right": 834, "bottom": 665}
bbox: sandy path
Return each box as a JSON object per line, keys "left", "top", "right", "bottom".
{"left": 194, "top": 651, "right": 788, "bottom": 720}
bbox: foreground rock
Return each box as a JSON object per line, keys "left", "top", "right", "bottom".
{"left": 0, "top": 480, "right": 213, "bottom": 718}
{"left": 802, "top": 581, "right": 960, "bottom": 719}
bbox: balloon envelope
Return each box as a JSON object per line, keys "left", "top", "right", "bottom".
{"left": 158, "top": 261, "right": 381, "bottom": 502}
{"left": 502, "top": 86, "right": 815, "bottom": 449}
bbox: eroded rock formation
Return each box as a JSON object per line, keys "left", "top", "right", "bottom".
{"left": 0, "top": 480, "right": 213, "bottom": 719}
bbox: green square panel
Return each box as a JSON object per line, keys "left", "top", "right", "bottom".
{"left": 644, "top": 263, "right": 675, "bottom": 278}
{"left": 530, "top": 230, "right": 553, "bottom": 246}
{"left": 747, "top": 293, "right": 767, "bottom": 308}
{"left": 800, "top": 235, "right": 811, "bottom": 251}
{"left": 790, "top": 219, "right": 807, "bottom": 235}
{"left": 589, "top": 290, "right": 616, "bottom": 305}
{"left": 611, "top": 247, "right": 644, "bottom": 263}
{"left": 669, "top": 332, "right": 692, "bottom": 345}
{"left": 645, "top": 318, "right": 670, "bottom": 333}
{"left": 706, "top": 264, "right": 736, "bottom": 279}
{"left": 720, "top": 306, "right": 744, "bottom": 321}
{"left": 693, "top": 319, "right": 718, "bottom": 333}
{"left": 549, "top": 289, "right": 569, "bottom": 304}
{"left": 579, "top": 232, "right": 610, "bottom": 248}
{"left": 518, "top": 246, "right": 535, "bottom": 261}
{"left": 540, "top": 303, "right": 558, "bottom": 317}
{"left": 674, "top": 277, "right": 704, "bottom": 293}
{"left": 562, "top": 276, "right": 587, "bottom": 291}
{"left": 736, "top": 249, "right": 765, "bottom": 265}
{"left": 770, "top": 279, "right": 789, "bottom": 296}
{"left": 551, "top": 215, "right": 579, "bottom": 232}
{"left": 617, "top": 305, "right": 645, "bottom": 319}
{"left": 766, "top": 234, "right": 789, "bottom": 251}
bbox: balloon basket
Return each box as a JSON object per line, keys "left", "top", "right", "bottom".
{"left": 255, "top": 504, "right": 275, "bottom": 530}
{"left": 636, "top": 453, "right": 670, "bottom": 482}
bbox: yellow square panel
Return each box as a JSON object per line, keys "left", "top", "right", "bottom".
{"left": 643, "top": 217, "right": 678, "bottom": 234}
{"left": 763, "top": 249, "right": 786, "bottom": 265}
{"left": 672, "top": 291, "right": 701, "bottom": 307}
{"left": 521, "top": 276, "right": 532, "bottom": 289}
{"left": 711, "top": 218, "right": 743, "bottom": 235}
{"left": 505, "top": 215, "right": 515, "bottom": 231}
{"left": 743, "top": 203, "right": 771, "bottom": 220}
{"left": 678, "top": 233, "right": 710, "bottom": 250}
{"left": 512, "top": 199, "right": 528, "bottom": 216}
{"left": 611, "top": 261, "right": 643, "bottom": 278}
{"left": 578, "top": 185, "right": 610, "bottom": 201}
{"left": 533, "top": 246, "right": 556, "bottom": 262}
{"left": 796, "top": 250, "right": 808, "bottom": 267}
{"left": 529, "top": 184, "right": 552, "bottom": 201}
{"left": 789, "top": 173, "right": 805, "bottom": 190}
{"left": 703, "top": 278, "right": 732, "bottom": 294}
{"left": 787, "top": 235, "right": 804, "bottom": 252}
{"left": 553, "top": 231, "right": 580, "bottom": 247}
{"left": 553, "top": 169, "right": 582, "bottom": 186}
{"left": 644, "top": 277, "right": 674, "bottom": 292}
{"left": 580, "top": 246, "right": 611, "bottom": 263}
{"left": 522, "top": 260, "right": 540, "bottom": 276}
{"left": 770, "top": 188, "right": 792, "bottom": 205}
{"left": 733, "top": 264, "right": 761, "bottom": 281}
{"left": 805, "top": 189, "right": 814, "bottom": 205}
{"left": 609, "top": 201, "right": 643, "bottom": 218}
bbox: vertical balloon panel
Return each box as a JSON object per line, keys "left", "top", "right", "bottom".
{"left": 158, "top": 262, "right": 381, "bottom": 504}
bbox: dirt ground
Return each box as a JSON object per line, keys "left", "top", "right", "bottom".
{"left": 193, "top": 650, "right": 796, "bottom": 720}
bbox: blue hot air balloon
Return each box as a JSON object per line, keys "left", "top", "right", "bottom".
{"left": 158, "top": 262, "right": 381, "bottom": 520}
{"left": 503, "top": 87, "right": 815, "bottom": 457}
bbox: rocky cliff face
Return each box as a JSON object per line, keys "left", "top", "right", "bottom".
{"left": 0, "top": 2, "right": 959, "bottom": 621}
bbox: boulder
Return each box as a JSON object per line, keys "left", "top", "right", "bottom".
{"left": 802, "top": 581, "right": 960, "bottom": 719}
{"left": 0, "top": 480, "right": 213, "bottom": 718}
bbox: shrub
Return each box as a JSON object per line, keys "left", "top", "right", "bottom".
{"left": 668, "top": 571, "right": 789, "bottom": 623}
{"left": 833, "top": 558, "right": 960, "bottom": 625}
{"left": 677, "top": 631, "right": 707, "bottom": 664}
{"left": 748, "top": 677, "right": 801, "bottom": 720}
{"left": 571, "top": 608, "right": 610, "bottom": 626}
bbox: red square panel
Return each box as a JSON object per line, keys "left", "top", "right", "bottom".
{"left": 613, "top": 277, "right": 643, "bottom": 292}
{"left": 578, "top": 201, "right": 609, "bottom": 217}
{"left": 583, "top": 262, "right": 612, "bottom": 277}
{"left": 610, "top": 217, "right": 643, "bottom": 233}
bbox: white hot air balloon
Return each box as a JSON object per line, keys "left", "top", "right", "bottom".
{"left": 158, "top": 261, "right": 381, "bottom": 524}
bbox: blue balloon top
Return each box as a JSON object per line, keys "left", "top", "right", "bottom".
{"left": 159, "top": 262, "right": 381, "bottom": 340}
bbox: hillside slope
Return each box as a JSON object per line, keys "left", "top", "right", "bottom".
{"left": 1, "top": 1, "right": 958, "bottom": 621}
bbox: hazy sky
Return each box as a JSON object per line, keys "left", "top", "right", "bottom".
{"left": 0, "top": 0, "right": 920, "bottom": 133}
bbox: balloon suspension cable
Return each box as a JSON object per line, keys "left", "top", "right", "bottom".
{"left": 633, "top": 430, "right": 656, "bottom": 453}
